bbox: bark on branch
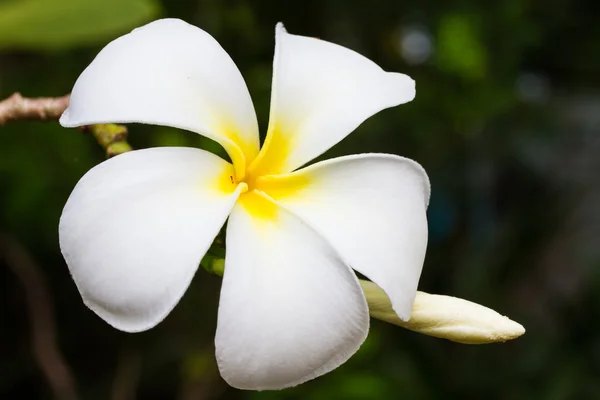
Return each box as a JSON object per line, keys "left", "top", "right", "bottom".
{"left": 0, "top": 93, "right": 70, "bottom": 125}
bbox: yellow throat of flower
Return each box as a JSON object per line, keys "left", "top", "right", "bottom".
{"left": 215, "top": 125, "right": 307, "bottom": 221}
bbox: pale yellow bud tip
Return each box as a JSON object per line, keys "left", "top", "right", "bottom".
{"left": 360, "top": 280, "right": 525, "bottom": 344}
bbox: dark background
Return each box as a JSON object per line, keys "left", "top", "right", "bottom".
{"left": 1, "top": 0, "right": 599, "bottom": 398}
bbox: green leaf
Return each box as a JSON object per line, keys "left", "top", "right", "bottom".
{"left": 0, "top": 0, "right": 161, "bottom": 50}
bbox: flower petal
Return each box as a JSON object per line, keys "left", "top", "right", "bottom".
{"left": 59, "top": 147, "right": 243, "bottom": 332}
{"left": 258, "top": 154, "right": 430, "bottom": 321}
{"left": 215, "top": 192, "right": 369, "bottom": 390}
{"left": 360, "top": 281, "right": 526, "bottom": 344}
{"left": 60, "top": 19, "right": 259, "bottom": 178}
{"left": 248, "top": 24, "right": 415, "bottom": 176}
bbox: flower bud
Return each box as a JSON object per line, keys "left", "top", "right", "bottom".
{"left": 360, "top": 280, "right": 525, "bottom": 344}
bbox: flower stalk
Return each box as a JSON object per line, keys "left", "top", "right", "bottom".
{"left": 85, "top": 123, "right": 132, "bottom": 157}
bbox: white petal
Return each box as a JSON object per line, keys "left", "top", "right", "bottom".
{"left": 61, "top": 19, "right": 259, "bottom": 177}
{"left": 59, "top": 147, "right": 243, "bottom": 332}
{"left": 258, "top": 154, "right": 430, "bottom": 321}
{"left": 215, "top": 192, "right": 369, "bottom": 390}
{"left": 361, "top": 281, "right": 526, "bottom": 344}
{"left": 248, "top": 24, "right": 415, "bottom": 176}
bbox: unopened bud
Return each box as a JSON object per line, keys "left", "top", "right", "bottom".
{"left": 360, "top": 280, "right": 525, "bottom": 344}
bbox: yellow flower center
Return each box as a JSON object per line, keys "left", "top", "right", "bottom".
{"left": 215, "top": 125, "right": 307, "bottom": 221}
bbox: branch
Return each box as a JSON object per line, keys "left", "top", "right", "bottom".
{"left": 0, "top": 92, "right": 132, "bottom": 157}
{"left": 0, "top": 233, "right": 78, "bottom": 400}
{"left": 0, "top": 93, "right": 69, "bottom": 125}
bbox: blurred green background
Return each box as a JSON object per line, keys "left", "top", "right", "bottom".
{"left": 1, "top": 0, "right": 600, "bottom": 399}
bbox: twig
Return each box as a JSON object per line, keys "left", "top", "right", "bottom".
{"left": 0, "top": 233, "right": 78, "bottom": 400}
{"left": 0, "top": 92, "right": 132, "bottom": 157}
{"left": 0, "top": 93, "right": 70, "bottom": 125}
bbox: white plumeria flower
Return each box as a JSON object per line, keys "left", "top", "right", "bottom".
{"left": 59, "top": 19, "right": 429, "bottom": 390}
